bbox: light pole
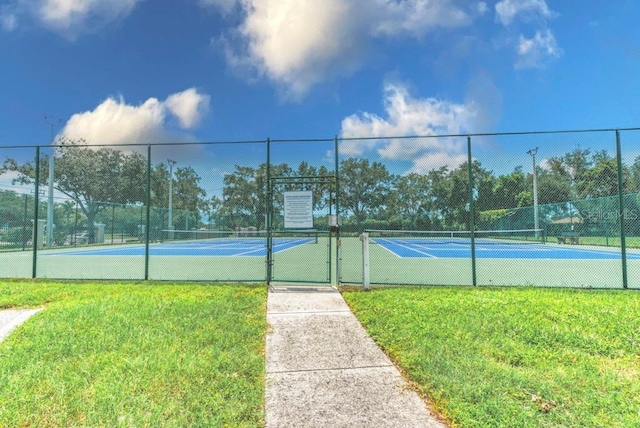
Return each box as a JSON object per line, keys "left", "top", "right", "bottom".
{"left": 167, "top": 159, "right": 176, "bottom": 237}
{"left": 45, "top": 115, "right": 62, "bottom": 247}
{"left": 527, "top": 147, "right": 539, "bottom": 237}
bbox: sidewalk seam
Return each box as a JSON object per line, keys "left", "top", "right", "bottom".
{"left": 267, "top": 310, "right": 351, "bottom": 316}
{"left": 268, "top": 364, "right": 395, "bottom": 375}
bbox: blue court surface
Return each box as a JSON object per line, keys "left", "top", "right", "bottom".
{"left": 47, "top": 237, "right": 314, "bottom": 257}
{"left": 373, "top": 238, "right": 640, "bottom": 260}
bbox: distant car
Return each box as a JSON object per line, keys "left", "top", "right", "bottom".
{"left": 65, "top": 232, "right": 89, "bottom": 245}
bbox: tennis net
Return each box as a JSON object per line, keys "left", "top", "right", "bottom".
{"left": 365, "top": 228, "right": 546, "bottom": 245}
{"left": 159, "top": 228, "right": 320, "bottom": 244}
{"left": 159, "top": 229, "right": 266, "bottom": 243}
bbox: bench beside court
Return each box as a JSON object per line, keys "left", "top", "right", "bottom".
{"left": 557, "top": 231, "right": 580, "bottom": 244}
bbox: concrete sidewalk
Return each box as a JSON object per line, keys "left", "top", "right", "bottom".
{"left": 265, "top": 285, "right": 446, "bottom": 428}
{"left": 0, "top": 309, "right": 42, "bottom": 343}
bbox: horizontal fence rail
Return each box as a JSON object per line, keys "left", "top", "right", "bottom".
{"left": 0, "top": 128, "right": 639, "bottom": 288}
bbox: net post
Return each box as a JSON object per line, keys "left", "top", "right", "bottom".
{"left": 360, "top": 232, "right": 370, "bottom": 291}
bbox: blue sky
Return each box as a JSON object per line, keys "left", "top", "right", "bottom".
{"left": 1, "top": 0, "right": 640, "bottom": 196}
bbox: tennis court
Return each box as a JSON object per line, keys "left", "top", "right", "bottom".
{"left": 372, "top": 238, "right": 640, "bottom": 260}
{"left": 44, "top": 236, "right": 314, "bottom": 257}
{"left": 2, "top": 233, "right": 639, "bottom": 287}
{"left": 345, "top": 230, "right": 640, "bottom": 288}
{"left": 364, "top": 228, "right": 640, "bottom": 260}
{"left": 2, "top": 231, "right": 331, "bottom": 282}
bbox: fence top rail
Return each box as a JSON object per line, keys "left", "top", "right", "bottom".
{"left": 337, "top": 127, "right": 640, "bottom": 142}
{"left": 269, "top": 137, "right": 335, "bottom": 143}
{"left": 0, "top": 139, "right": 268, "bottom": 150}
{"left": 2, "top": 127, "right": 640, "bottom": 150}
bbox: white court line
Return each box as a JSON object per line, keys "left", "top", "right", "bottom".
{"left": 384, "top": 240, "right": 638, "bottom": 258}
{"left": 379, "top": 239, "right": 561, "bottom": 258}
{"left": 376, "top": 238, "right": 438, "bottom": 259}
{"left": 233, "top": 238, "right": 313, "bottom": 257}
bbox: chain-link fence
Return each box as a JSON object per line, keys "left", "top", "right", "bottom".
{"left": 267, "top": 139, "right": 337, "bottom": 283}
{"left": 1, "top": 129, "right": 639, "bottom": 287}
{"left": 347, "top": 129, "right": 640, "bottom": 288}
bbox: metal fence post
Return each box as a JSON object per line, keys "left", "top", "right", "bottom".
{"left": 32, "top": 146, "right": 40, "bottom": 278}
{"left": 360, "top": 232, "right": 370, "bottom": 290}
{"left": 266, "top": 138, "right": 273, "bottom": 285}
{"left": 334, "top": 135, "right": 341, "bottom": 285}
{"left": 616, "top": 130, "right": 628, "bottom": 289}
{"left": 467, "top": 136, "right": 477, "bottom": 286}
{"left": 144, "top": 145, "right": 151, "bottom": 280}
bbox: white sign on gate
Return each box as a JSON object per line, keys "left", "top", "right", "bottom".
{"left": 284, "top": 191, "right": 313, "bottom": 229}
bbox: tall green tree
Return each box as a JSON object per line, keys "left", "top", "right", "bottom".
{"left": 150, "top": 162, "right": 170, "bottom": 207}
{"left": 219, "top": 165, "right": 263, "bottom": 229}
{"left": 293, "top": 161, "right": 332, "bottom": 212}
{"left": 446, "top": 160, "right": 494, "bottom": 230}
{"left": 339, "top": 158, "right": 392, "bottom": 230}
{"left": 425, "top": 166, "right": 451, "bottom": 229}
{"left": 577, "top": 151, "right": 625, "bottom": 198}
{"left": 563, "top": 147, "right": 592, "bottom": 199}
{"left": 631, "top": 156, "right": 640, "bottom": 193}
{"left": 2, "top": 143, "right": 146, "bottom": 243}
{"left": 216, "top": 162, "right": 336, "bottom": 230}
{"left": 534, "top": 169, "right": 571, "bottom": 205}
{"left": 1, "top": 143, "right": 209, "bottom": 242}
{"left": 205, "top": 195, "right": 224, "bottom": 228}
{"left": 0, "top": 190, "right": 36, "bottom": 247}
{"left": 391, "top": 173, "right": 431, "bottom": 229}
{"left": 491, "top": 167, "right": 527, "bottom": 209}
{"left": 172, "top": 166, "right": 208, "bottom": 229}
{"left": 0, "top": 190, "right": 29, "bottom": 226}
{"left": 218, "top": 163, "right": 290, "bottom": 229}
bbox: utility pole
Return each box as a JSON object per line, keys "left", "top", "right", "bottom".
{"left": 167, "top": 159, "right": 176, "bottom": 237}
{"left": 527, "top": 147, "right": 539, "bottom": 237}
{"left": 44, "top": 115, "right": 62, "bottom": 247}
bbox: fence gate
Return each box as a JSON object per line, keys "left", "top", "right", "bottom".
{"left": 267, "top": 176, "right": 336, "bottom": 284}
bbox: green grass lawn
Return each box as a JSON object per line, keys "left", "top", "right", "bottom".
{"left": 342, "top": 286, "right": 640, "bottom": 427}
{"left": 0, "top": 280, "right": 267, "bottom": 427}
{"left": 577, "top": 236, "right": 640, "bottom": 248}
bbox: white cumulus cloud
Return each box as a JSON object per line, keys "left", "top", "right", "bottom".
{"left": 208, "top": 0, "right": 481, "bottom": 99}
{"left": 237, "top": 0, "right": 364, "bottom": 99}
{"left": 495, "top": 0, "right": 555, "bottom": 26}
{"left": 515, "top": 28, "right": 562, "bottom": 69}
{"left": 165, "top": 88, "right": 211, "bottom": 129}
{"left": 494, "top": 0, "right": 561, "bottom": 69}
{"left": 2, "top": 0, "right": 141, "bottom": 38}
{"left": 372, "top": 0, "right": 472, "bottom": 37}
{"left": 59, "top": 88, "right": 211, "bottom": 147}
{"left": 340, "top": 82, "right": 476, "bottom": 173}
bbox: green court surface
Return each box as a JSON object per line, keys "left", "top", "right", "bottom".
{"left": 1, "top": 237, "right": 639, "bottom": 288}
{"left": 0, "top": 238, "right": 335, "bottom": 283}
{"left": 340, "top": 237, "right": 640, "bottom": 289}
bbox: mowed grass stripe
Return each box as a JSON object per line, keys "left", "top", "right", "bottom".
{"left": 0, "top": 281, "right": 267, "bottom": 427}
{"left": 342, "top": 286, "right": 640, "bottom": 427}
